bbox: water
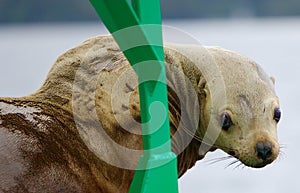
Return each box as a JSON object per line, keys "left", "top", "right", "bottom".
{"left": 0, "top": 18, "right": 299, "bottom": 193}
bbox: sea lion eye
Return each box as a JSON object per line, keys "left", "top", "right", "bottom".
{"left": 274, "top": 108, "right": 281, "bottom": 123}
{"left": 220, "top": 113, "right": 232, "bottom": 131}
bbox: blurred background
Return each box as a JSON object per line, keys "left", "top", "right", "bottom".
{"left": 1, "top": 0, "right": 300, "bottom": 22}
{"left": 0, "top": 1, "right": 299, "bottom": 193}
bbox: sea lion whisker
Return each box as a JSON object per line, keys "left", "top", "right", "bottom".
{"left": 276, "top": 149, "right": 286, "bottom": 162}
{"left": 178, "top": 124, "right": 213, "bottom": 147}
{"left": 179, "top": 124, "right": 238, "bottom": 152}
{"left": 208, "top": 155, "right": 233, "bottom": 161}
{"left": 277, "top": 144, "right": 286, "bottom": 160}
{"left": 205, "top": 156, "right": 233, "bottom": 165}
{"left": 233, "top": 162, "right": 244, "bottom": 170}
{"left": 206, "top": 155, "right": 233, "bottom": 162}
{"left": 279, "top": 143, "right": 287, "bottom": 149}
{"left": 225, "top": 159, "right": 240, "bottom": 169}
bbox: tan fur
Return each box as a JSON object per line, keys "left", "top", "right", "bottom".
{"left": 0, "top": 35, "right": 280, "bottom": 192}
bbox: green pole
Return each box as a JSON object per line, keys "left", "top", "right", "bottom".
{"left": 90, "top": 1, "right": 179, "bottom": 192}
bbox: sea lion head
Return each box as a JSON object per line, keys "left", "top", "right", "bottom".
{"left": 201, "top": 47, "right": 281, "bottom": 168}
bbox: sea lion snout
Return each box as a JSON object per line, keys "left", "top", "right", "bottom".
{"left": 256, "top": 141, "right": 272, "bottom": 161}
{"left": 233, "top": 129, "right": 280, "bottom": 168}
{"left": 249, "top": 138, "right": 279, "bottom": 168}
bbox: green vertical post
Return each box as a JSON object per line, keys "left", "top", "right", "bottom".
{"left": 90, "top": 0, "right": 179, "bottom": 192}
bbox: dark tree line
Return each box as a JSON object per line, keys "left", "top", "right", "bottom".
{"left": 1, "top": 0, "right": 300, "bottom": 23}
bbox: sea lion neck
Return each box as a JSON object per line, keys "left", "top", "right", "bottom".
{"left": 164, "top": 46, "right": 207, "bottom": 176}
{"left": 30, "top": 35, "right": 119, "bottom": 110}
{"left": 30, "top": 56, "right": 80, "bottom": 109}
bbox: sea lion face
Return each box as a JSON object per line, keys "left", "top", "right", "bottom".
{"left": 204, "top": 48, "right": 280, "bottom": 168}
{"left": 215, "top": 89, "right": 280, "bottom": 168}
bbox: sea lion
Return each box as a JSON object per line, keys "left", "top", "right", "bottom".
{"left": 0, "top": 35, "right": 281, "bottom": 193}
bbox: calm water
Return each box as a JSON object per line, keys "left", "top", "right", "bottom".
{"left": 0, "top": 18, "right": 299, "bottom": 193}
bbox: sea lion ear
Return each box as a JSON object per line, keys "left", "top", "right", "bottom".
{"left": 198, "top": 78, "right": 207, "bottom": 98}
{"left": 270, "top": 76, "right": 275, "bottom": 85}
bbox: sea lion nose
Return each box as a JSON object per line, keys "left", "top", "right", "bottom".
{"left": 256, "top": 141, "right": 272, "bottom": 160}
